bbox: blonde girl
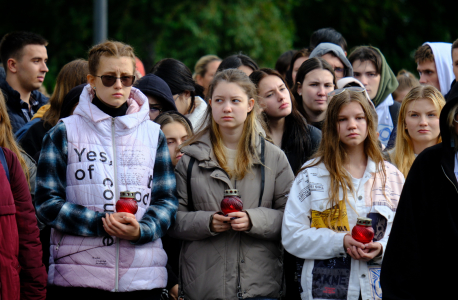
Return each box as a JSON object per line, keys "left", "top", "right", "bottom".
{"left": 388, "top": 85, "right": 445, "bottom": 177}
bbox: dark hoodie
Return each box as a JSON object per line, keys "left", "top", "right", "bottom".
{"left": 380, "top": 81, "right": 458, "bottom": 299}
{"left": 309, "top": 43, "right": 353, "bottom": 77}
{"left": 133, "top": 73, "right": 177, "bottom": 114}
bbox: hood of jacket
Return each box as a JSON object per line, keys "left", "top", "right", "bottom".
{"left": 310, "top": 42, "right": 353, "bottom": 77}
{"left": 424, "top": 42, "right": 455, "bottom": 95}
{"left": 134, "top": 73, "right": 177, "bottom": 112}
{"left": 370, "top": 47, "right": 398, "bottom": 108}
{"left": 74, "top": 84, "right": 150, "bottom": 131}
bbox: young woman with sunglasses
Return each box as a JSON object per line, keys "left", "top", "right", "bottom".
{"left": 282, "top": 89, "right": 404, "bottom": 300}
{"left": 169, "top": 69, "right": 294, "bottom": 300}
{"left": 35, "top": 41, "right": 177, "bottom": 299}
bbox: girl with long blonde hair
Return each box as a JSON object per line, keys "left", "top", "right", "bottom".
{"left": 282, "top": 89, "right": 404, "bottom": 300}
{"left": 170, "top": 69, "right": 294, "bottom": 300}
{"left": 388, "top": 85, "right": 445, "bottom": 177}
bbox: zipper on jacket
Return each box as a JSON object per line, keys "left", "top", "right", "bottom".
{"left": 442, "top": 166, "right": 458, "bottom": 194}
{"left": 112, "top": 118, "right": 120, "bottom": 292}
{"left": 55, "top": 234, "right": 65, "bottom": 251}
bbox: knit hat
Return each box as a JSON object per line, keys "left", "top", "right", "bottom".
{"left": 134, "top": 73, "right": 177, "bottom": 112}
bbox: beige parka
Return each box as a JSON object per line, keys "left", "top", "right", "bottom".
{"left": 169, "top": 132, "right": 294, "bottom": 300}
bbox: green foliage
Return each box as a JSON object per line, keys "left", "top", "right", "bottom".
{"left": 291, "top": 0, "right": 456, "bottom": 76}
{"left": 0, "top": 0, "right": 455, "bottom": 93}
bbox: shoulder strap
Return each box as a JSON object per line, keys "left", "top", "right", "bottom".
{"left": 0, "top": 148, "right": 10, "bottom": 183}
{"left": 186, "top": 157, "right": 196, "bottom": 211}
{"left": 258, "top": 136, "right": 265, "bottom": 207}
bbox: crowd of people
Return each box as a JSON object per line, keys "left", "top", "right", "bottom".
{"left": 1, "top": 28, "right": 458, "bottom": 300}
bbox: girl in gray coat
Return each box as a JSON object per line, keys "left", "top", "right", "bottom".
{"left": 170, "top": 69, "right": 294, "bottom": 300}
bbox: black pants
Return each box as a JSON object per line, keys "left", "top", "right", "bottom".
{"left": 47, "top": 286, "right": 163, "bottom": 300}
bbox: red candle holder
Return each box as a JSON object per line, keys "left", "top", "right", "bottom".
{"left": 116, "top": 191, "right": 138, "bottom": 214}
{"left": 221, "top": 189, "right": 243, "bottom": 216}
{"left": 351, "top": 217, "right": 374, "bottom": 244}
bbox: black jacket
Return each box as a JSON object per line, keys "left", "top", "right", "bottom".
{"left": 380, "top": 81, "right": 458, "bottom": 299}
{"left": 18, "top": 119, "right": 52, "bottom": 162}
{"left": 0, "top": 79, "right": 48, "bottom": 133}
{"left": 282, "top": 120, "right": 321, "bottom": 174}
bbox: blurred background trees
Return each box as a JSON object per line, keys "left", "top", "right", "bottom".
{"left": 1, "top": 0, "right": 455, "bottom": 92}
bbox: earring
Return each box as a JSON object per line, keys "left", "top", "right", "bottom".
{"left": 298, "top": 93, "right": 302, "bottom": 96}
{"left": 93, "top": 86, "right": 96, "bottom": 90}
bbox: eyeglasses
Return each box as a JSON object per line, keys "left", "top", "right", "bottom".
{"left": 96, "top": 75, "right": 135, "bottom": 87}
{"left": 149, "top": 104, "right": 163, "bottom": 113}
{"left": 327, "top": 86, "right": 366, "bottom": 98}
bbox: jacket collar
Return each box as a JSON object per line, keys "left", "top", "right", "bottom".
{"left": 181, "top": 130, "right": 265, "bottom": 169}
{"left": 315, "top": 157, "right": 377, "bottom": 177}
{"left": 0, "top": 78, "right": 48, "bottom": 108}
{"left": 73, "top": 84, "right": 150, "bottom": 130}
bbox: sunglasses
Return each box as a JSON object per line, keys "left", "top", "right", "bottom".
{"left": 96, "top": 75, "right": 135, "bottom": 87}
{"left": 327, "top": 86, "right": 366, "bottom": 98}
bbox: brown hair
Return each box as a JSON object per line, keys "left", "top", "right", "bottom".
{"left": 291, "top": 57, "right": 336, "bottom": 122}
{"left": 250, "top": 68, "right": 311, "bottom": 160}
{"left": 391, "top": 85, "right": 445, "bottom": 177}
{"left": 392, "top": 69, "right": 420, "bottom": 101}
{"left": 0, "top": 92, "right": 30, "bottom": 185}
{"left": 348, "top": 46, "right": 382, "bottom": 74}
{"left": 181, "top": 69, "right": 262, "bottom": 180}
{"left": 42, "top": 59, "right": 88, "bottom": 127}
{"left": 88, "top": 41, "right": 136, "bottom": 76}
{"left": 303, "top": 90, "right": 386, "bottom": 226}
{"left": 452, "top": 39, "right": 458, "bottom": 56}
{"left": 155, "top": 112, "right": 194, "bottom": 137}
{"left": 193, "top": 55, "right": 221, "bottom": 80}
{"left": 414, "top": 44, "right": 434, "bottom": 64}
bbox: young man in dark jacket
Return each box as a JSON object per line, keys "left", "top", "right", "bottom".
{"left": 0, "top": 32, "right": 49, "bottom": 133}
{"left": 0, "top": 147, "right": 47, "bottom": 299}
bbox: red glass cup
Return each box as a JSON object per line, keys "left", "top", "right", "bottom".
{"left": 221, "top": 189, "right": 243, "bottom": 216}
{"left": 351, "top": 217, "right": 374, "bottom": 244}
{"left": 115, "top": 191, "right": 138, "bottom": 214}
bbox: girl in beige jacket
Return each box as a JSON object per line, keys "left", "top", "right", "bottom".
{"left": 170, "top": 69, "right": 294, "bottom": 300}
